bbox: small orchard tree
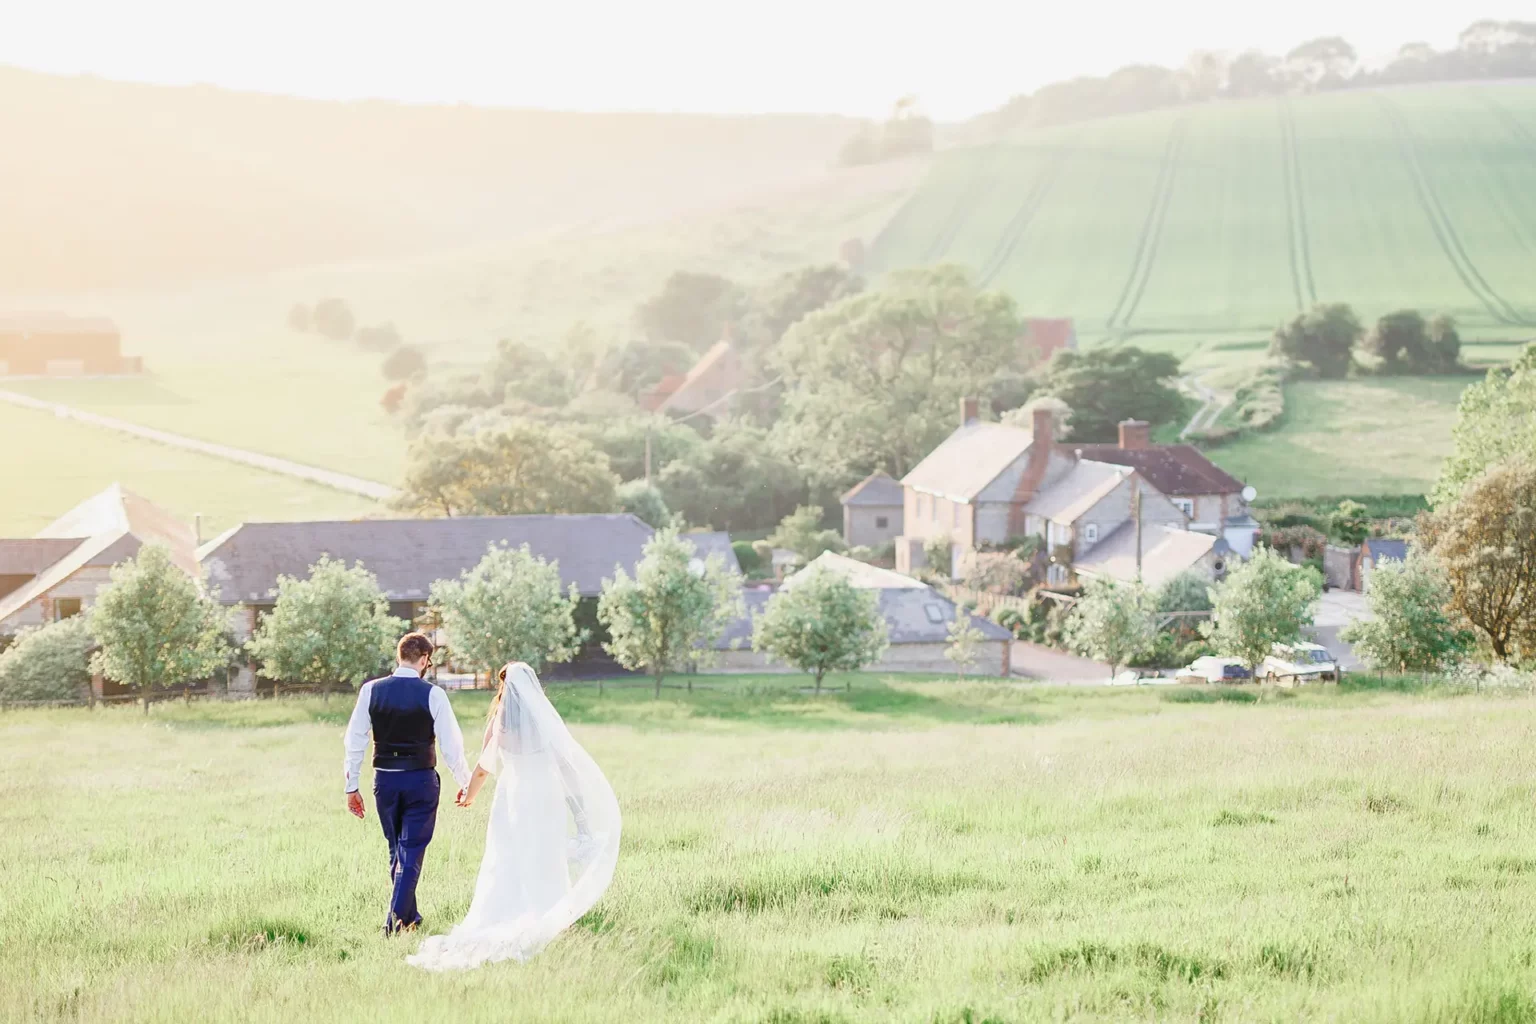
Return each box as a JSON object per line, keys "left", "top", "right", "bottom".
{"left": 246, "top": 555, "right": 404, "bottom": 698}
{"left": 429, "top": 543, "right": 582, "bottom": 676}
{"left": 1201, "top": 547, "right": 1323, "bottom": 677}
{"left": 766, "top": 505, "right": 846, "bottom": 564}
{"left": 1420, "top": 457, "right": 1536, "bottom": 662}
{"left": 0, "top": 616, "right": 94, "bottom": 704}
{"left": 752, "top": 567, "right": 888, "bottom": 692}
{"left": 616, "top": 480, "right": 672, "bottom": 530}
{"left": 945, "top": 607, "right": 987, "bottom": 678}
{"left": 1340, "top": 553, "right": 1472, "bottom": 673}
{"left": 598, "top": 528, "right": 744, "bottom": 696}
{"left": 1330, "top": 499, "right": 1371, "bottom": 546}
{"left": 1064, "top": 577, "right": 1158, "bottom": 679}
{"left": 89, "top": 546, "right": 231, "bottom": 713}
{"left": 1155, "top": 570, "right": 1214, "bottom": 613}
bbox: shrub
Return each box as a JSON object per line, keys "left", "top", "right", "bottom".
{"left": 356, "top": 322, "right": 403, "bottom": 353}
{"left": 1179, "top": 639, "right": 1216, "bottom": 663}
{"left": 0, "top": 617, "right": 94, "bottom": 703}
{"left": 311, "top": 297, "right": 355, "bottom": 341}
{"left": 731, "top": 540, "right": 762, "bottom": 574}
{"left": 616, "top": 480, "right": 672, "bottom": 529}
{"left": 382, "top": 345, "right": 428, "bottom": 382}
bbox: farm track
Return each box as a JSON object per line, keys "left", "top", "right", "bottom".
{"left": 1376, "top": 94, "right": 1532, "bottom": 327}
{"left": 1106, "top": 118, "right": 1189, "bottom": 330}
{"left": 976, "top": 147, "right": 1067, "bottom": 286}
{"left": 1279, "top": 100, "right": 1318, "bottom": 311}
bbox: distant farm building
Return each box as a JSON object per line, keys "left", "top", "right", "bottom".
{"left": 643, "top": 340, "right": 743, "bottom": 419}
{"left": 1022, "top": 318, "right": 1077, "bottom": 362}
{"left": 0, "top": 314, "right": 140, "bottom": 376}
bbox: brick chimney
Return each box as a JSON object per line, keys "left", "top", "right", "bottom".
{"left": 1118, "top": 419, "right": 1151, "bottom": 450}
{"left": 1007, "top": 406, "right": 1058, "bottom": 534}
{"left": 960, "top": 396, "right": 979, "bottom": 428}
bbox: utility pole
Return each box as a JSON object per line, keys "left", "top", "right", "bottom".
{"left": 644, "top": 430, "right": 652, "bottom": 485}
{"left": 1132, "top": 476, "right": 1143, "bottom": 580}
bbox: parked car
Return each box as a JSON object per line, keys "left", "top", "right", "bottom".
{"left": 1260, "top": 642, "right": 1338, "bottom": 684}
{"left": 1176, "top": 657, "right": 1253, "bottom": 684}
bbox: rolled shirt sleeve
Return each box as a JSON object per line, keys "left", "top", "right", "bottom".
{"left": 430, "top": 686, "right": 473, "bottom": 790}
{"left": 342, "top": 681, "right": 374, "bottom": 794}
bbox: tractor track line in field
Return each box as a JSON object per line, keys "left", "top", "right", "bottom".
{"left": 1376, "top": 95, "right": 1532, "bottom": 327}
{"left": 976, "top": 147, "right": 1067, "bottom": 286}
{"left": 921, "top": 146, "right": 1001, "bottom": 264}
{"left": 1476, "top": 92, "right": 1536, "bottom": 321}
{"left": 1279, "top": 100, "right": 1318, "bottom": 309}
{"left": 1109, "top": 118, "right": 1189, "bottom": 330}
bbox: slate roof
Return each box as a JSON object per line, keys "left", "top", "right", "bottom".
{"left": 1024, "top": 460, "right": 1131, "bottom": 523}
{"left": 902, "top": 422, "right": 1036, "bottom": 502}
{"left": 198, "top": 514, "right": 658, "bottom": 604}
{"left": 683, "top": 531, "right": 741, "bottom": 574}
{"left": 1061, "top": 444, "right": 1245, "bottom": 497}
{"left": 716, "top": 583, "right": 1011, "bottom": 648}
{"left": 1073, "top": 523, "right": 1218, "bottom": 589}
{"left": 1362, "top": 538, "right": 1409, "bottom": 563}
{"left": 841, "top": 471, "right": 904, "bottom": 508}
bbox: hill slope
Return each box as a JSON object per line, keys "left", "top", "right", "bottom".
{"left": 0, "top": 67, "right": 858, "bottom": 293}
{"left": 869, "top": 82, "right": 1536, "bottom": 344}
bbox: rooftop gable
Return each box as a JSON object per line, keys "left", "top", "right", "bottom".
{"left": 902, "top": 422, "right": 1035, "bottom": 502}
{"left": 841, "top": 471, "right": 904, "bottom": 508}
{"left": 1062, "top": 443, "right": 1245, "bottom": 497}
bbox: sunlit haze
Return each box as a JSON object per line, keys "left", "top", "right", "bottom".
{"left": 7, "top": 0, "right": 1531, "bottom": 119}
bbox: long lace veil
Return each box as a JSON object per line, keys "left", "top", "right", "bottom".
{"left": 408, "top": 662, "right": 621, "bottom": 970}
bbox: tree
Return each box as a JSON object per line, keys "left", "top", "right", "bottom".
{"left": 1200, "top": 547, "right": 1322, "bottom": 676}
{"left": 380, "top": 382, "right": 408, "bottom": 415}
{"left": 356, "top": 322, "right": 404, "bottom": 353}
{"left": 1285, "top": 36, "right": 1358, "bottom": 88}
{"left": 1420, "top": 458, "right": 1536, "bottom": 662}
{"left": 246, "top": 556, "right": 404, "bottom": 698}
{"left": 382, "top": 345, "right": 428, "bottom": 381}
{"left": 429, "top": 544, "right": 582, "bottom": 676}
{"left": 1155, "top": 570, "right": 1214, "bottom": 613}
{"left": 0, "top": 616, "right": 94, "bottom": 704}
{"left": 311, "top": 297, "right": 356, "bottom": 341}
{"left": 1362, "top": 310, "right": 1431, "bottom": 373}
{"left": 1330, "top": 500, "right": 1371, "bottom": 546}
{"left": 616, "top": 480, "right": 672, "bottom": 529}
{"left": 772, "top": 266, "right": 1023, "bottom": 485}
{"left": 655, "top": 420, "right": 803, "bottom": 532}
{"left": 1002, "top": 394, "right": 1072, "bottom": 435}
{"left": 598, "top": 528, "right": 744, "bottom": 695}
{"left": 393, "top": 417, "right": 620, "bottom": 517}
{"left": 1064, "top": 578, "right": 1157, "bottom": 679}
{"left": 1030, "top": 346, "right": 1183, "bottom": 442}
{"left": 960, "top": 550, "right": 1031, "bottom": 595}
{"left": 741, "top": 264, "right": 863, "bottom": 350}
{"left": 1226, "top": 50, "right": 1280, "bottom": 97}
{"left": 1433, "top": 344, "right": 1536, "bottom": 507}
{"left": 89, "top": 546, "right": 231, "bottom": 713}
{"left": 1270, "top": 303, "right": 1361, "bottom": 379}
{"left": 944, "top": 608, "right": 987, "bottom": 678}
{"left": 1428, "top": 314, "right": 1462, "bottom": 372}
{"left": 287, "top": 303, "right": 312, "bottom": 333}
{"left": 486, "top": 339, "right": 575, "bottom": 408}
{"left": 1339, "top": 553, "right": 1472, "bottom": 673}
{"left": 634, "top": 271, "right": 748, "bottom": 352}
{"left": 752, "top": 568, "right": 887, "bottom": 692}
{"left": 765, "top": 505, "right": 846, "bottom": 564}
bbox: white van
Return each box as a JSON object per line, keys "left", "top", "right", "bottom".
{"left": 1260, "top": 642, "right": 1338, "bottom": 684}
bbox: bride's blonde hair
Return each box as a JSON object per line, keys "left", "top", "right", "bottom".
{"left": 488, "top": 662, "right": 541, "bottom": 724}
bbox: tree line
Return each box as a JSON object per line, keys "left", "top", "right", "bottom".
{"left": 976, "top": 20, "right": 1536, "bottom": 139}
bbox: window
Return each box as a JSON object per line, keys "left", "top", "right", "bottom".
{"left": 55, "top": 597, "right": 82, "bottom": 620}
{"left": 952, "top": 503, "right": 961, "bottom": 528}
{"left": 930, "top": 497, "right": 939, "bottom": 522}
{"left": 924, "top": 603, "right": 946, "bottom": 624}
{"left": 1175, "top": 499, "right": 1194, "bottom": 517}
{"left": 1047, "top": 564, "right": 1067, "bottom": 585}
{"left": 875, "top": 516, "right": 889, "bottom": 529}
{"left": 1083, "top": 524, "right": 1098, "bottom": 545}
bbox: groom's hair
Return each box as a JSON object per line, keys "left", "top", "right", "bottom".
{"left": 397, "top": 632, "right": 435, "bottom": 664}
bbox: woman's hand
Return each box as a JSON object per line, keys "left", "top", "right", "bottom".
{"left": 457, "top": 765, "right": 490, "bottom": 808}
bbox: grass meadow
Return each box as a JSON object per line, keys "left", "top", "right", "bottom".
{"left": 8, "top": 675, "right": 1536, "bottom": 1023}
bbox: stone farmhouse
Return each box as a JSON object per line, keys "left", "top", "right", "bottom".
{"left": 888, "top": 400, "right": 1255, "bottom": 587}
{"left": 0, "top": 313, "right": 141, "bottom": 376}
{"left": 715, "top": 551, "right": 1014, "bottom": 676}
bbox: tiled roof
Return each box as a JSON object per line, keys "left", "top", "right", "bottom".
{"left": 1074, "top": 524, "right": 1218, "bottom": 589}
{"left": 199, "top": 514, "right": 658, "bottom": 604}
{"left": 1024, "top": 460, "right": 1131, "bottom": 524}
{"left": 0, "top": 538, "right": 84, "bottom": 575}
{"left": 841, "top": 472, "right": 904, "bottom": 508}
{"left": 1061, "top": 444, "right": 1245, "bottom": 497}
{"left": 903, "top": 421, "right": 1035, "bottom": 502}
{"left": 1362, "top": 538, "right": 1409, "bottom": 562}
{"left": 656, "top": 340, "right": 740, "bottom": 416}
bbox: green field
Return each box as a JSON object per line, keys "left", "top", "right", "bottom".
{"left": 9, "top": 676, "right": 1536, "bottom": 1022}
{"left": 1207, "top": 376, "right": 1474, "bottom": 498}
{"left": 871, "top": 82, "right": 1536, "bottom": 356}
{"left": 0, "top": 401, "right": 378, "bottom": 538}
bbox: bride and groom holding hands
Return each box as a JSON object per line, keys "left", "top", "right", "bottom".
{"left": 342, "top": 632, "right": 620, "bottom": 971}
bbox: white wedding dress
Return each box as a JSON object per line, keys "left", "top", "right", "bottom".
{"left": 408, "top": 663, "right": 621, "bottom": 971}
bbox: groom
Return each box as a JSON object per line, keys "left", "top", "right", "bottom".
{"left": 343, "top": 632, "right": 471, "bottom": 936}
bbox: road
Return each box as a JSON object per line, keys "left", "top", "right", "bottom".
{"left": 0, "top": 389, "right": 397, "bottom": 501}
{"left": 1309, "top": 588, "right": 1371, "bottom": 671}
{"left": 1010, "top": 641, "right": 1113, "bottom": 684}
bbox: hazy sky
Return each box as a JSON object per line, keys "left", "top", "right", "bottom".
{"left": 6, "top": 1, "right": 1530, "bottom": 119}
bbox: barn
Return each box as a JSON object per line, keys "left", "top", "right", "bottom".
{"left": 0, "top": 313, "right": 140, "bottom": 376}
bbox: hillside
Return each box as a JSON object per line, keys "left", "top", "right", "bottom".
{"left": 0, "top": 66, "right": 861, "bottom": 293}
{"left": 869, "top": 82, "right": 1536, "bottom": 351}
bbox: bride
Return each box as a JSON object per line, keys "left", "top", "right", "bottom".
{"left": 408, "top": 662, "right": 621, "bottom": 971}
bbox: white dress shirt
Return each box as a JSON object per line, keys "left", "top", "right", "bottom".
{"left": 343, "top": 666, "right": 471, "bottom": 794}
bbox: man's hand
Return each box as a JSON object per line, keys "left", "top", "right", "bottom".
{"left": 455, "top": 787, "right": 473, "bottom": 808}
{"left": 346, "top": 791, "right": 366, "bottom": 819}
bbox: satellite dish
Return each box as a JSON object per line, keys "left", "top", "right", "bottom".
{"left": 1242, "top": 485, "right": 1258, "bottom": 502}
{"left": 687, "top": 557, "right": 705, "bottom": 577}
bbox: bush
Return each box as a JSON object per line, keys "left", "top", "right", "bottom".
{"left": 616, "top": 480, "right": 671, "bottom": 529}
{"left": 311, "top": 298, "right": 355, "bottom": 341}
{"left": 732, "top": 541, "right": 763, "bottom": 574}
{"left": 1179, "top": 639, "right": 1216, "bottom": 663}
{"left": 356, "top": 323, "right": 403, "bottom": 353}
{"left": 0, "top": 617, "right": 94, "bottom": 703}
{"left": 382, "top": 345, "right": 428, "bottom": 382}
{"left": 1128, "top": 630, "right": 1183, "bottom": 669}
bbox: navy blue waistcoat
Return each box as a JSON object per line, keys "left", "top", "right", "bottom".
{"left": 368, "top": 675, "right": 437, "bottom": 771}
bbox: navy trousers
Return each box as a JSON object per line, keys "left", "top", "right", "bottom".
{"left": 373, "top": 768, "right": 440, "bottom": 932}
